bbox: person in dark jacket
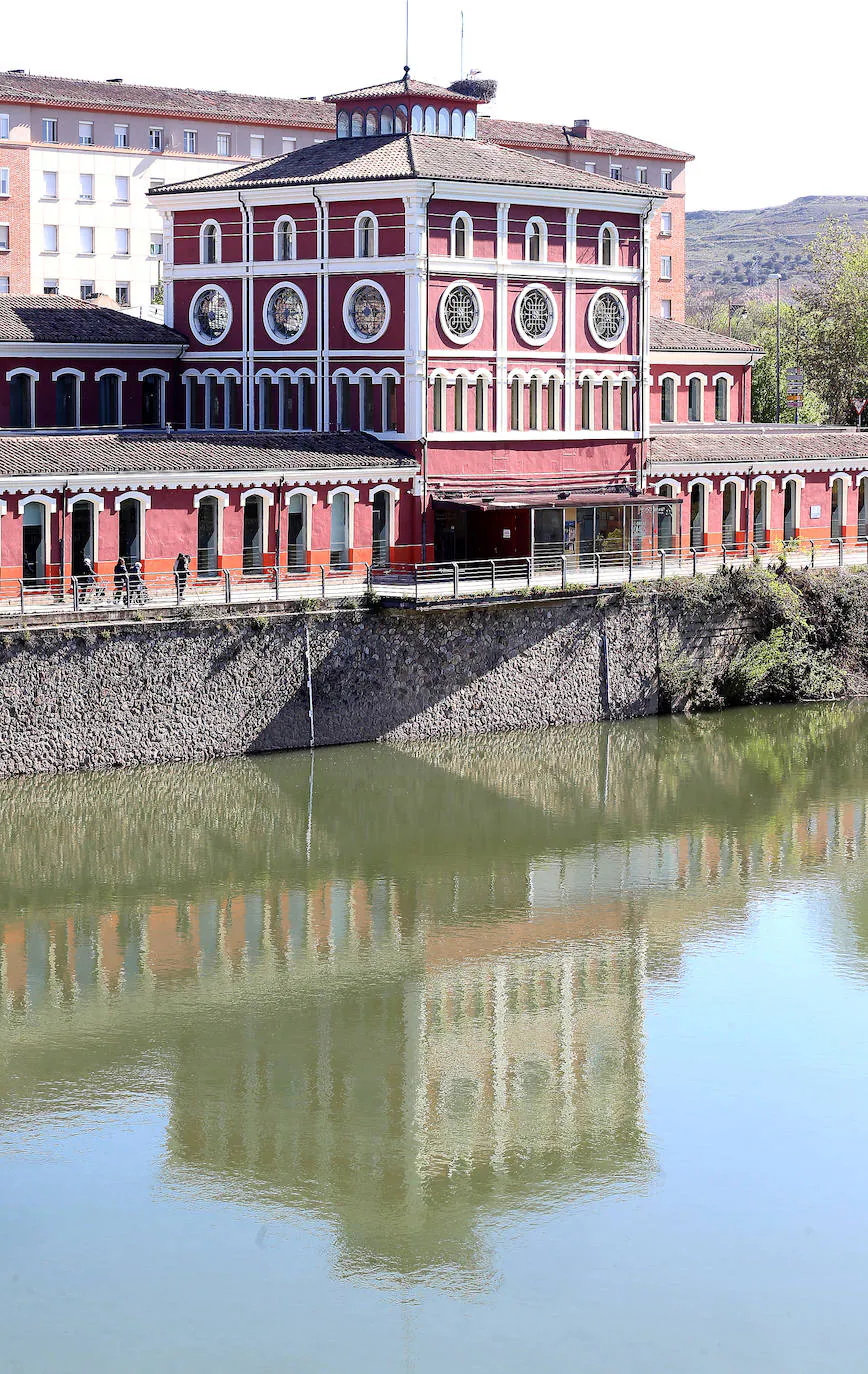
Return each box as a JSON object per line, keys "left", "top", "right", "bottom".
{"left": 114, "top": 557, "right": 128, "bottom": 604}
{"left": 174, "top": 552, "right": 190, "bottom": 601}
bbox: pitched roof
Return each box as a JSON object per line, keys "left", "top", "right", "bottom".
{"left": 150, "top": 132, "right": 664, "bottom": 199}
{"left": 650, "top": 426, "right": 868, "bottom": 465}
{"left": 650, "top": 319, "right": 760, "bottom": 353}
{"left": 324, "top": 76, "right": 476, "bottom": 104}
{"left": 0, "top": 295, "right": 186, "bottom": 347}
{"left": 0, "top": 430, "right": 416, "bottom": 480}
{"left": 0, "top": 70, "right": 332, "bottom": 128}
{"left": 479, "top": 116, "right": 693, "bottom": 162}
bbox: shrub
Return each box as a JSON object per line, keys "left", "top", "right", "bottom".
{"left": 721, "top": 626, "right": 845, "bottom": 705}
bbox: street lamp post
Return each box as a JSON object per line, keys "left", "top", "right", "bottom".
{"left": 769, "top": 273, "right": 782, "bottom": 423}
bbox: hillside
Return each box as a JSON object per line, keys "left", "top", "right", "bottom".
{"left": 686, "top": 196, "right": 868, "bottom": 292}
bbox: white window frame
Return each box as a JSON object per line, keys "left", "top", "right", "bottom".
{"left": 635, "top": 166, "right": 648, "bottom": 184}
{"left": 149, "top": 127, "right": 163, "bottom": 152}
{"left": 42, "top": 118, "right": 58, "bottom": 143}
{"left": 0, "top": 222, "right": 8, "bottom": 252}
{"left": 183, "top": 129, "right": 198, "bottom": 154}
{"left": 188, "top": 284, "right": 233, "bottom": 346}
{"left": 660, "top": 211, "right": 672, "bottom": 237}
{"left": 43, "top": 223, "right": 58, "bottom": 254}
{"left": 79, "top": 225, "right": 95, "bottom": 256}
{"left": 0, "top": 168, "right": 9, "bottom": 197}
{"left": 438, "top": 280, "right": 483, "bottom": 346}
{"left": 0, "top": 115, "right": 8, "bottom": 140}
{"left": 263, "top": 281, "right": 308, "bottom": 344}
{"left": 114, "top": 123, "right": 129, "bottom": 149}
{"left": 609, "top": 163, "right": 622, "bottom": 181}
{"left": 95, "top": 367, "right": 127, "bottom": 427}
{"left": 450, "top": 211, "right": 473, "bottom": 258}
{"left": 587, "top": 287, "right": 629, "bottom": 349}
{"left": 524, "top": 216, "right": 548, "bottom": 263}
{"left": 78, "top": 120, "right": 94, "bottom": 146}
{"left": 659, "top": 373, "right": 679, "bottom": 423}
{"left": 515, "top": 283, "right": 558, "bottom": 348}
{"left": 598, "top": 221, "right": 619, "bottom": 267}
{"left": 713, "top": 373, "right": 732, "bottom": 422}
{"left": 216, "top": 132, "right": 232, "bottom": 157}
{"left": 5, "top": 367, "right": 38, "bottom": 428}
{"left": 343, "top": 279, "right": 390, "bottom": 343}
{"left": 687, "top": 372, "right": 706, "bottom": 423}
{"left": 661, "top": 168, "right": 672, "bottom": 191}
{"left": 114, "top": 227, "right": 130, "bottom": 257}
{"left": 78, "top": 172, "right": 93, "bottom": 202}
{"left": 250, "top": 134, "right": 265, "bottom": 158}
{"left": 354, "top": 211, "right": 379, "bottom": 259}
{"left": 274, "top": 216, "right": 296, "bottom": 262}
{"left": 114, "top": 175, "right": 130, "bottom": 203}
{"left": 138, "top": 368, "right": 169, "bottom": 427}
{"left": 660, "top": 255, "right": 673, "bottom": 281}
{"left": 52, "top": 368, "right": 84, "bottom": 427}
{"left": 43, "top": 170, "right": 58, "bottom": 200}
{"left": 199, "top": 219, "right": 222, "bottom": 266}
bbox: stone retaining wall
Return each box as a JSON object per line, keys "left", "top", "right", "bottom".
{"left": 0, "top": 592, "right": 742, "bottom": 777}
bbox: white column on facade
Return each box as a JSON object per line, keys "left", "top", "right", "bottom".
{"left": 317, "top": 194, "right": 330, "bottom": 431}
{"left": 495, "top": 201, "right": 510, "bottom": 434}
{"left": 160, "top": 210, "right": 174, "bottom": 328}
{"left": 564, "top": 207, "right": 578, "bottom": 432}
{"left": 403, "top": 190, "right": 430, "bottom": 439}
{"left": 640, "top": 205, "right": 653, "bottom": 461}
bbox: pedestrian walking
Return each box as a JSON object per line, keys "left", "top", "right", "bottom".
{"left": 174, "top": 551, "right": 190, "bottom": 601}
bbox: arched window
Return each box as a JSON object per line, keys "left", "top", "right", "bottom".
{"left": 141, "top": 372, "right": 164, "bottom": 427}
{"left": 201, "top": 220, "right": 220, "bottom": 266}
{"left": 464, "top": 111, "right": 476, "bottom": 139}
{"left": 688, "top": 377, "right": 703, "bottom": 422}
{"left": 831, "top": 477, "right": 846, "bottom": 541}
{"left": 337, "top": 111, "right": 350, "bottom": 138}
{"left": 715, "top": 376, "right": 729, "bottom": 421}
{"left": 359, "top": 374, "right": 375, "bottom": 430}
{"left": 510, "top": 377, "right": 522, "bottom": 430}
{"left": 526, "top": 218, "right": 547, "bottom": 263}
{"left": 275, "top": 216, "right": 296, "bottom": 261}
{"left": 661, "top": 376, "right": 676, "bottom": 423}
{"left": 474, "top": 377, "right": 486, "bottom": 431}
{"left": 197, "top": 495, "right": 220, "bottom": 576}
{"left": 599, "top": 224, "right": 618, "bottom": 266}
{"left": 383, "top": 374, "right": 398, "bottom": 431}
{"left": 356, "top": 213, "right": 377, "bottom": 259}
{"left": 454, "top": 376, "right": 466, "bottom": 430}
{"left": 243, "top": 494, "right": 265, "bottom": 575}
{"left": 657, "top": 483, "right": 676, "bottom": 554}
{"left": 8, "top": 372, "right": 35, "bottom": 428}
{"left": 395, "top": 105, "right": 408, "bottom": 132}
{"left": 224, "top": 375, "right": 241, "bottom": 429}
{"left": 117, "top": 496, "right": 144, "bottom": 565}
{"left": 259, "top": 375, "right": 277, "bottom": 431}
{"left": 411, "top": 104, "right": 423, "bottom": 132}
{"left": 783, "top": 479, "right": 799, "bottom": 543}
{"left": 55, "top": 372, "right": 80, "bottom": 428}
{"left": 365, "top": 110, "right": 378, "bottom": 136}
{"left": 432, "top": 376, "right": 445, "bottom": 430}
{"left": 98, "top": 372, "right": 121, "bottom": 426}
{"left": 720, "top": 480, "right": 739, "bottom": 550}
{"left": 424, "top": 105, "right": 437, "bottom": 135}
{"left": 547, "top": 378, "right": 558, "bottom": 430}
{"left": 70, "top": 497, "right": 97, "bottom": 577}
{"left": 601, "top": 378, "right": 612, "bottom": 430}
{"left": 379, "top": 107, "right": 394, "bottom": 134}
{"left": 580, "top": 377, "right": 592, "bottom": 429}
{"left": 451, "top": 213, "right": 472, "bottom": 258}
{"left": 298, "top": 374, "right": 315, "bottom": 430}
{"left": 22, "top": 500, "right": 48, "bottom": 584}
{"left": 859, "top": 478, "right": 868, "bottom": 542}
{"left": 372, "top": 489, "right": 391, "bottom": 568}
{"left": 287, "top": 492, "right": 309, "bottom": 570}
{"left": 438, "top": 108, "right": 450, "bottom": 137}
{"left": 351, "top": 110, "right": 364, "bottom": 137}
{"left": 330, "top": 491, "right": 351, "bottom": 568}
{"left": 528, "top": 377, "right": 541, "bottom": 430}
{"left": 451, "top": 109, "right": 463, "bottom": 138}
{"left": 620, "top": 379, "right": 631, "bottom": 430}
{"left": 690, "top": 483, "right": 707, "bottom": 551}
{"left": 336, "top": 374, "right": 351, "bottom": 430}
{"left": 753, "top": 482, "right": 769, "bottom": 547}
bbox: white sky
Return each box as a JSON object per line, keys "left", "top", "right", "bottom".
{"left": 4, "top": 0, "right": 862, "bottom": 212}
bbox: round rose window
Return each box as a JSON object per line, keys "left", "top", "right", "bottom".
{"left": 265, "top": 285, "right": 306, "bottom": 342}
{"left": 517, "top": 286, "right": 555, "bottom": 344}
{"left": 441, "top": 283, "right": 480, "bottom": 341}
{"left": 190, "top": 287, "right": 230, "bottom": 344}
{"left": 590, "top": 291, "right": 627, "bottom": 346}
{"left": 347, "top": 283, "right": 388, "bottom": 340}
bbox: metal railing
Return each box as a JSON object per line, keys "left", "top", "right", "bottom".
{"left": 1, "top": 537, "right": 867, "bottom": 622}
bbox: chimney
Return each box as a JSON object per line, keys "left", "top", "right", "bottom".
{"left": 106, "top": 77, "right": 123, "bottom": 83}
{"left": 572, "top": 118, "right": 590, "bottom": 138}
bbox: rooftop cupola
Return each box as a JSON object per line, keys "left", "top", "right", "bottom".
{"left": 326, "top": 68, "right": 493, "bottom": 140}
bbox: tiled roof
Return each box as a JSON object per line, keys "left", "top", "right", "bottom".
{"left": 479, "top": 116, "right": 693, "bottom": 162}
{"left": 0, "top": 70, "right": 332, "bottom": 128}
{"left": 0, "top": 430, "right": 417, "bottom": 480}
{"left": 0, "top": 295, "right": 186, "bottom": 346}
{"left": 650, "top": 426, "right": 868, "bottom": 465}
{"left": 650, "top": 319, "right": 761, "bottom": 353}
{"left": 324, "top": 77, "right": 476, "bottom": 104}
{"left": 151, "top": 132, "right": 664, "bottom": 199}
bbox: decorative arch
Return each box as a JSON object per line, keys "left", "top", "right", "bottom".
{"left": 598, "top": 221, "right": 619, "bottom": 267}
{"left": 525, "top": 216, "right": 548, "bottom": 263}
{"left": 337, "top": 110, "right": 350, "bottom": 138}
{"left": 659, "top": 371, "right": 679, "bottom": 423}
{"left": 6, "top": 366, "right": 38, "bottom": 428}
{"left": 355, "top": 211, "right": 378, "bottom": 259}
{"left": 450, "top": 211, "right": 473, "bottom": 258}
{"left": 274, "top": 216, "right": 297, "bottom": 262}
{"left": 351, "top": 110, "right": 364, "bottom": 137}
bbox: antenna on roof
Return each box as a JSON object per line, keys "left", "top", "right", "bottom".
{"left": 404, "top": 0, "right": 410, "bottom": 74}
{"left": 460, "top": 10, "right": 464, "bottom": 79}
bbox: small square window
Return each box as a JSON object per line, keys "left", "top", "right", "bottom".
{"left": 150, "top": 284, "right": 161, "bottom": 305}
{"left": 583, "top": 160, "right": 596, "bottom": 174}
{"left": 636, "top": 166, "right": 648, "bottom": 184}
{"left": 609, "top": 164, "right": 622, "bottom": 181}
{"left": 114, "top": 174, "right": 130, "bottom": 202}
{"left": 250, "top": 134, "right": 264, "bottom": 158}
{"left": 660, "top": 212, "right": 672, "bottom": 236}
{"left": 0, "top": 276, "right": 9, "bottom": 294}
{"left": 183, "top": 129, "right": 197, "bottom": 154}
{"left": 149, "top": 127, "right": 163, "bottom": 152}
{"left": 79, "top": 121, "right": 94, "bottom": 145}
{"left": 43, "top": 224, "right": 58, "bottom": 253}
{"left": 282, "top": 136, "right": 296, "bottom": 154}
{"left": 660, "top": 255, "right": 673, "bottom": 281}
{"left": 114, "top": 123, "right": 129, "bottom": 148}
{"left": 80, "top": 226, "right": 95, "bottom": 255}
{"left": 80, "top": 280, "right": 96, "bottom": 300}
{"left": 149, "top": 234, "right": 163, "bottom": 257}
{"left": 79, "top": 172, "right": 93, "bottom": 200}
{"left": 149, "top": 177, "right": 165, "bottom": 189}
{"left": 115, "top": 282, "right": 130, "bottom": 306}
{"left": 44, "top": 170, "right": 58, "bottom": 198}
{"left": 0, "top": 114, "right": 9, "bottom": 140}
{"left": 216, "top": 133, "right": 231, "bottom": 157}
{"left": 42, "top": 118, "right": 58, "bottom": 143}
{"left": 0, "top": 168, "right": 8, "bottom": 196}
{"left": 0, "top": 223, "right": 9, "bottom": 251}
{"left": 661, "top": 299, "right": 672, "bottom": 320}
{"left": 115, "top": 227, "right": 130, "bottom": 256}
{"left": 44, "top": 278, "right": 59, "bottom": 295}
{"left": 661, "top": 169, "right": 672, "bottom": 191}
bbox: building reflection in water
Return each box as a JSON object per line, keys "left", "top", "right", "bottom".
{"left": 2, "top": 704, "right": 868, "bottom": 1279}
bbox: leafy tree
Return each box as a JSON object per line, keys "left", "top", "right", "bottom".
{"left": 797, "top": 220, "right": 868, "bottom": 423}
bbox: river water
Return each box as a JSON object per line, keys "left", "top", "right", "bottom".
{"left": 2, "top": 706, "right": 868, "bottom": 1372}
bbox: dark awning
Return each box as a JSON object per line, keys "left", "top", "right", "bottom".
{"left": 433, "top": 490, "right": 681, "bottom": 510}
